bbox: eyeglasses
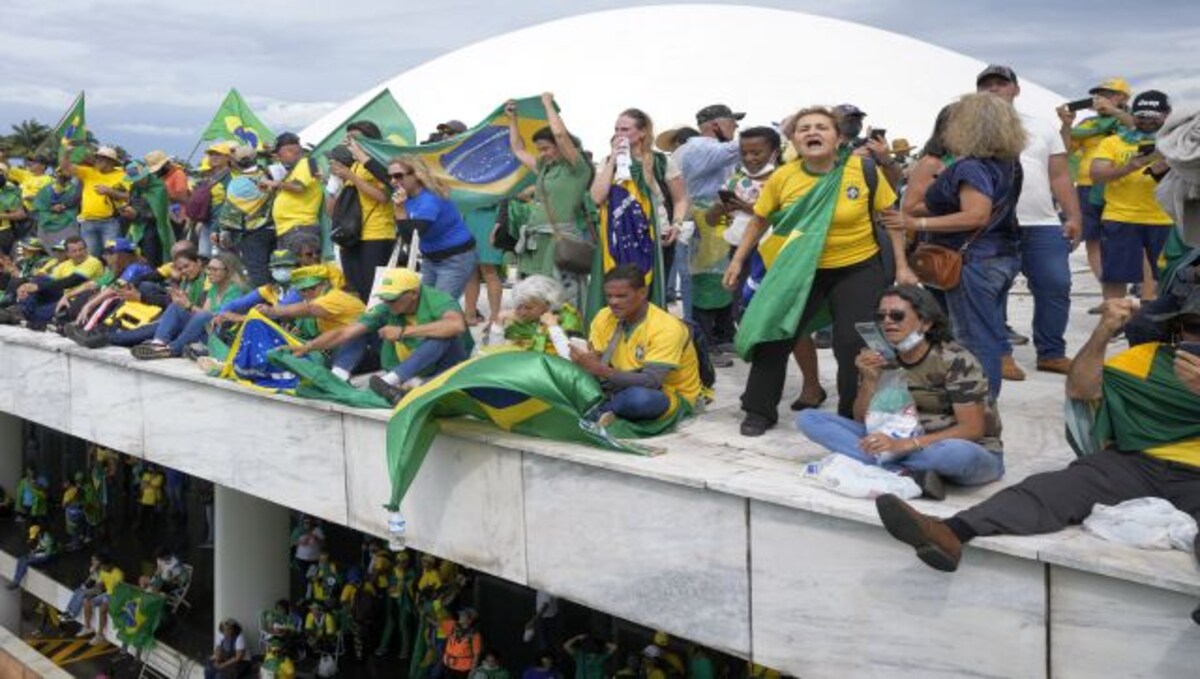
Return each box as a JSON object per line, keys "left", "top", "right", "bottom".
{"left": 875, "top": 309, "right": 907, "bottom": 323}
{"left": 389, "top": 170, "right": 413, "bottom": 179}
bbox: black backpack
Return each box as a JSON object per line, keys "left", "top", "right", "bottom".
{"left": 329, "top": 184, "right": 364, "bottom": 248}
{"left": 683, "top": 318, "right": 716, "bottom": 389}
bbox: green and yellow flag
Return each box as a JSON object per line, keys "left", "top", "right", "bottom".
{"left": 356, "top": 95, "right": 552, "bottom": 211}
{"left": 200, "top": 88, "right": 276, "bottom": 151}
{"left": 311, "top": 88, "right": 416, "bottom": 172}
{"left": 108, "top": 583, "right": 165, "bottom": 650}
{"left": 46, "top": 92, "right": 88, "bottom": 162}
{"left": 385, "top": 350, "right": 656, "bottom": 510}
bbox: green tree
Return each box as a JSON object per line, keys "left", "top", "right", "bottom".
{"left": 5, "top": 119, "right": 51, "bottom": 158}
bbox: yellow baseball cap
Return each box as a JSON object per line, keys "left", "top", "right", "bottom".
{"left": 290, "top": 265, "right": 330, "bottom": 290}
{"left": 206, "top": 141, "right": 236, "bottom": 156}
{"left": 377, "top": 269, "right": 421, "bottom": 301}
{"left": 1089, "top": 77, "right": 1131, "bottom": 97}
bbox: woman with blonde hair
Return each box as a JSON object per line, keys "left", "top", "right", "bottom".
{"left": 390, "top": 155, "right": 477, "bottom": 299}
{"left": 882, "top": 92, "right": 1025, "bottom": 398}
{"left": 723, "top": 105, "right": 901, "bottom": 436}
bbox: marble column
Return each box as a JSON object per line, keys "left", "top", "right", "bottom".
{"left": 213, "top": 485, "right": 290, "bottom": 650}
{"left": 0, "top": 413, "right": 22, "bottom": 633}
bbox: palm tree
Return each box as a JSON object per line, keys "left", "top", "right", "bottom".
{"left": 5, "top": 119, "right": 51, "bottom": 158}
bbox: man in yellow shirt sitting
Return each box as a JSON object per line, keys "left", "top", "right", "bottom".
{"left": 60, "top": 146, "right": 128, "bottom": 257}
{"left": 571, "top": 264, "right": 702, "bottom": 424}
{"left": 5, "top": 235, "right": 103, "bottom": 328}
{"left": 262, "top": 265, "right": 368, "bottom": 380}
{"left": 875, "top": 298, "right": 1200, "bottom": 584}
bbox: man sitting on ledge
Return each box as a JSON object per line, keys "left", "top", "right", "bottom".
{"left": 290, "top": 268, "right": 472, "bottom": 405}
{"left": 570, "top": 264, "right": 702, "bottom": 424}
{"left": 875, "top": 298, "right": 1200, "bottom": 574}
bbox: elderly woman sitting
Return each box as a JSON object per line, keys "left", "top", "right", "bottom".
{"left": 487, "top": 274, "right": 584, "bottom": 357}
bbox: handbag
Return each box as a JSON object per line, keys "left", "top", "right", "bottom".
{"left": 330, "top": 184, "right": 364, "bottom": 248}
{"left": 538, "top": 170, "right": 595, "bottom": 275}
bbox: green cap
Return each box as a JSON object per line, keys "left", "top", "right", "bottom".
{"left": 268, "top": 249, "right": 298, "bottom": 268}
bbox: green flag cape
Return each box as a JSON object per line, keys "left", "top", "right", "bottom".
{"left": 1092, "top": 344, "right": 1200, "bottom": 453}
{"left": 109, "top": 582, "right": 165, "bottom": 650}
{"left": 384, "top": 351, "right": 657, "bottom": 510}
{"left": 356, "top": 96, "right": 551, "bottom": 212}
{"left": 200, "top": 88, "right": 277, "bottom": 151}
{"left": 125, "top": 175, "right": 175, "bottom": 262}
{"left": 733, "top": 155, "right": 846, "bottom": 359}
{"left": 311, "top": 88, "right": 417, "bottom": 174}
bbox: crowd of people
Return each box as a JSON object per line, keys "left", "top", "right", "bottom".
{"left": 3, "top": 61, "right": 1200, "bottom": 637}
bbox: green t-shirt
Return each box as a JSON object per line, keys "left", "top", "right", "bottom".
{"left": 510, "top": 157, "right": 592, "bottom": 278}
{"left": 181, "top": 275, "right": 207, "bottom": 308}
{"left": 206, "top": 283, "right": 245, "bottom": 310}
{"left": 571, "top": 651, "right": 610, "bottom": 679}
{"left": 0, "top": 185, "right": 22, "bottom": 232}
{"left": 358, "top": 285, "right": 474, "bottom": 368}
{"left": 32, "top": 181, "right": 80, "bottom": 232}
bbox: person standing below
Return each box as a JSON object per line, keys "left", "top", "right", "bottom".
{"left": 976, "top": 65, "right": 1082, "bottom": 378}
{"left": 265, "top": 132, "right": 323, "bottom": 254}
{"left": 331, "top": 121, "right": 396, "bottom": 302}
{"left": 1090, "top": 90, "right": 1174, "bottom": 303}
{"left": 1056, "top": 78, "right": 1134, "bottom": 284}
{"left": 505, "top": 93, "right": 592, "bottom": 311}
{"left": 59, "top": 145, "right": 127, "bottom": 257}
{"left": 390, "top": 157, "right": 478, "bottom": 300}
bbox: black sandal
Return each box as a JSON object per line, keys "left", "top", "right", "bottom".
{"left": 789, "top": 387, "right": 828, "bottom": 411}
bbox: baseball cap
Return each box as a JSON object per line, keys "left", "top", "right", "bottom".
{"left": 436, "top": 120, "right": 467, "bottom": 135}
{"left": 976, "top": 64, "right": 1019, "bottom": 86}
{"left": 1089, "top": 77, "right": 1132, "bottom": 97}
{"left": 325, "top": 144, "right": 355, "bottom": 167}
{"left": 103, "top": 237, "right": 136, "bottom": 254}
{"left": 377, "top": 268, "right": 421, "bottom": 301}
{"left": 695, "top": 104, "right": 745, "bottom": 126}
{"left": 289, "top": 265, "right": 330, "bottom": 290}
{"left": 1131, "top": 90, "right": 1170, "bottom": 117}
{"left": 144, "top": 150, "right": 170, "bottom": 172}
{"left": 268, "top": 249, "right": 299, "bottom": 268}
{"left": 206, "top": 141, "right": 235, "bottom": 157}
{"left": 833, "top": 104, "right": 867, "bottom": 118}
{"left": 272, "top": 132, "right": 302, "bottom": 153}
{"left": 51, "top": 241, "right": 67, "bottom": 253}
{"left": 19, "top": 237, "right": 46, "bottom": 253}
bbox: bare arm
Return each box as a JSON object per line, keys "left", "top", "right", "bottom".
{"left": 721, "top": 214, "right": 770, "bottom": 290}
{"left": 891, "top": 185, "right": 993, "bottom": 234}
{"left": 1048, "top": 153, "right": 1081, "bottom": 243}
{"left": 267, "top": 300, "right": 330, "bottom": 321}
{"left": 541, "top": 92, "right": 579, "bottom": 167}
{"left": 900, "top": 157, "right": 944, "bottom": 218}
{"left": 590, "top": 155, "right": 616, "bottom": 205}
{"left": 1066, "top": 300, "right": 1134, "bottom": 400}
{"left": 302, "top": 321, "right": 370, "bottom": 353}
{"left": 505, "top": 100, "right": 537, "bottom": 171}
{"left": 1090, "top": 156, "right": 1151, "bottom": 184}
{"left": 403, "top": 310, "right": 467, "bottom": 340}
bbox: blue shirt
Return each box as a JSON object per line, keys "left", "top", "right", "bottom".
{"left": 675, "top": 136, "right": 740, "bottom": 203}
{"left": 923, "top": 157, "right": 1022, "bottom": 259}
{"left": 405, "top": 190, "right": 473, "bottom": 256}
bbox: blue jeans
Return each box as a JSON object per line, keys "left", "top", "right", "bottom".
{"left": 797, "top": 410, "right": 1005, "bottom": 486}
{"left": 945, "top": 255, "right": 1019, "bottom": 399}
{"left": 421, "top": 248, "right": 477, "bottom": 300}
{"left": 331, "top": 334, "right": 369, "bottom": 374}
{"left": 66, "top": 586, "right": 96, "bottom": 619}
{"left": 1018, "top": 226, "right": 1072, "bottom": 360}
{"left": 109, "top": 323, "right": 159, "bottom": 347}
{"left": 669, "top": 239, "right": 693, "bottom": 320}
{"left": 80, "top": 218, "right": 121, "bottom": 258}
{"left": 389, "top": 337, "right": 469, "bottom": 384}
{"left": 599, "top": 386, "right": 670, "bottom": 421}
{"left": 12, "top": 552, "right": 55, "bottom": 586}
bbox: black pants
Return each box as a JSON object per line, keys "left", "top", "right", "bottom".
{"left": 694, "top": 304, "right": 735, "bottom": 347}
{"left": 741, "top": 256, "right": 886, "bottom": 422}
{"left": 957, "top": 449, "right": 1200, "bottom": 550}
{"left": 340, "top": 239, "right": 395, "bottom": 302}
{"left": 231, "top": 228, "right": 276, "bottom": 288}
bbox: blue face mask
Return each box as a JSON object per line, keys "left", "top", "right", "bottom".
{"left": 271, "top": 268, "right": 293, "bottom": 284}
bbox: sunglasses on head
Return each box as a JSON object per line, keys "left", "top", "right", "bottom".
{"left": 875, "top": 309, "right": 907, "bottom": 323}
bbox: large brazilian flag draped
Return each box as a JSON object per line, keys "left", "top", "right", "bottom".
{"left": 109, "top": 583, "right": 165, "bottom": 650}
{"left": 384, "top": 351, "right": 655, "bottom": 510}
{"left": 355, "top": 96, "right": 551, "bottom": 211}
{"left": 310, "top": 88, "right": 417, "bottom": 174}
{"left": 733, "top": 153, "right": 847, "bottom": 360}
{"left": 200, "top": 88, "right": 277, "bottom": 151}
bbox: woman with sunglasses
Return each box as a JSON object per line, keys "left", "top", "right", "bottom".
{"left": 125, "top": 252, "right": 247, "bottom": 359}
{"left": 798, "top": 284, "right": 1005, "bottom": 499}
{"left": 389, "top": 156, "right": 477, "bottom": 300}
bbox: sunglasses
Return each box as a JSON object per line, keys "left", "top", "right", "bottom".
{"left": 389, "top": 170, "right": 413, "bottom": 179}
{"left": 875, "top": 309, "right": 908, "bottom": 323}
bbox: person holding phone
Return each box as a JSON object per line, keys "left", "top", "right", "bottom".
{"left": 798, "top": 285, "right": 1005, "bottom": 499}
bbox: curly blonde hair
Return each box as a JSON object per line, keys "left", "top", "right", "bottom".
{"left": 942, "top": 93, "right": 1027, "bottom": 160}
{"left": 781, "top": 106, "right": 840, "bottom": 141}
{"left": 391, "top": 155, "right": 450, "bottom": 198}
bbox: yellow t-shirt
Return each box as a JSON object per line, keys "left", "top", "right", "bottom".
{"left": 1073, "top": 135, "right": 1109, "bottom": 187}
{"left": 1104, "top": 342, "right": 1200, "bottom": 466}
{"left": 140, "top": 471, "right": 163, "bottom": 506}
{"left": 754, "top": 155, "right": 897, "bottom": 269}
{"left": 52, "top": 256, "right": 104, "bottom": 280}
{"left": 100, "top": 566, "right": 124, "bottom": 594}
{"left": 417, "top": 568, "right": 442, "bottom": 593}
{"left": 1093, "top": 136, "right": 1172, "bottom": 225}
{"left": 74, "top": 165, "right": 128, "bottom": 220}
{"left": 588, "top": 304, "right": 702, "bottom": 414}
{"left": 311, "top": 288, "right": 367, "bottom": 335}
{"left": 272, "top": 159, "right": 323, "bottom": 236}
{"left": 7, "top": 167, "right": 53, "bottom": 209}
{"left": 353, "top": 162, "right": 396, "bottom": 241}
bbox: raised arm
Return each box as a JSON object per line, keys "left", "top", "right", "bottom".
{"left": 505, "top": 100, "right": 537, "bottom": 171}
{"left": 541, "top": 92, "right": 579, "bottom": 167}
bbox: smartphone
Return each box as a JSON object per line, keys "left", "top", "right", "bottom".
{"left": 1066, "top": 98, "right": 1093, "bottom": 113}
{"left": 717, "top": 189, "right": 737, "bottom": 204}
{"left": 1178, "top": 341, "right": 1200, "bottom": 357}
{"left": 1138, "top": 142, "right": 1157, "bottom": 157}
{"left": 855, "top": 321, "right": 897, "bottom": 363}
{"left": 870, "top": 129, "right": 887, "bottom": 141}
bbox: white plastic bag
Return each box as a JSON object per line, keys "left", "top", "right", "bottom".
{"left": 802, "top": 454, "right": 921, "bottom": 500}
{"left": 865, "top": 370, "right": 923, "bottom": 440}
{"left": 317, "top": 653, "right": 338, "bottom": 678}
{"left": 1082, "top": 497, "right": 1198, "bottom": 551}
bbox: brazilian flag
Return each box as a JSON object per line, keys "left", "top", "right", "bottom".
{"left": 310, "top": 88, "right": 417, "bottom": 174}
{"left": 43, "top": 92, "right": 88, "bottom": 162}
{"left": 356, "top": 95, "right": 552, "bottom": 211}
{"left": 200, "top": 88, "right": 277, "bottom": 151}
{"left": 384, "top": 350, "right": 658, "bottom": 510}
{"left": 109, "top": 583, "right": 165, "bottom": 650}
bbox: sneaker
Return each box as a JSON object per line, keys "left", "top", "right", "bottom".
{"left": 1005, "top": 326, "right": 1030, "bottom": 346}
{"left": 88, "top": 634, "right": 104, "bottom": 646}
{"left": 76, "top": 627, "right": 95, "bottom": 638}
{"left": 813, "top": 327, "right": 833, "bottom": 350}
{"left": 739, "top": 412, "right": 775, "bottom": 437}
{"left": 1000, "top": 355, "right": 1026, "bottom": 381}
{"left": 709, "top": 351, "right": 734, "bottom": 368}
{"left": 369, "top": 375, "right": 407, "bottom": 406}
{"left": 183, "top": 342, "right": 209, "bottom": 360}
{"left": 131, "top": 342, "right": 171, "bottom": 360}
{"left": 1036, "top": 357, "right": 1072, "bottom": 375}
{"left": 875, "top": 494, "right": 962, "bottom": 572}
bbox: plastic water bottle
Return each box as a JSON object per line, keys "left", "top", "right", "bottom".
{"left": 614, "top": 138, "right": 632, "bottom": 183}
{"left": 387, "top": 511, "right": 407, "bottom": 551}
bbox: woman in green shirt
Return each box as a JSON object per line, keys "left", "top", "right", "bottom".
{"left": 128, "top": 252, "right": 247, "bottom": 358}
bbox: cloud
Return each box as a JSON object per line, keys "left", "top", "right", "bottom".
{"left": 109, "top": 123, "right": 195, "bottom": 137}
{"left": 249, "top": 99, "right": 341, "bottom": 131}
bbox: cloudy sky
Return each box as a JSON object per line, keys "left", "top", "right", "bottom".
{"left": 2, "top": 0, "right": 1196, "bottom": 159}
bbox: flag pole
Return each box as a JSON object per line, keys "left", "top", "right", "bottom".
{"left": 183, "top": 137, "right": 205, "bottom": 167}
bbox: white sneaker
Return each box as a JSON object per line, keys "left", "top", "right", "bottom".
{"left": 76, "top": 627, "right": 94, "bottom": 638}
{"left": 89, "top": 634, "right": 104, "bottom": 646}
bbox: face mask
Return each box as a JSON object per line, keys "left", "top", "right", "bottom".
{"left": 271, "top": 268, "right": 292, "bottom": 284}
{"left": 893, "top": 329, "right": 925, "bottom": 353}
{"left": 742, "top": 162, "right": 776, "bottom": 179}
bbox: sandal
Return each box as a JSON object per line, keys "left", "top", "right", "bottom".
{"left": 131, "top": 342, "right": 172, "bottom": 360}
{"left": 789, "top": 387, "right": 828, "bottom": 412}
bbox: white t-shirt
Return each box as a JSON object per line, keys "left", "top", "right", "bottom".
{"left": 293, "top": 527, "right": 325, "bottom": 562}
{"left": 215, "top": 631, "right": 247, "bottom": 653}
{"left": 1015, "top": 112, "right": 1067, "bottom": 227}
{"left": 535, "top": 589, "right": 558, "bottom": 619}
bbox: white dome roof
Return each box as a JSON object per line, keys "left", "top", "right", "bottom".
{"left": 301, "top": 4, "right": 1067, "bottom": 153}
